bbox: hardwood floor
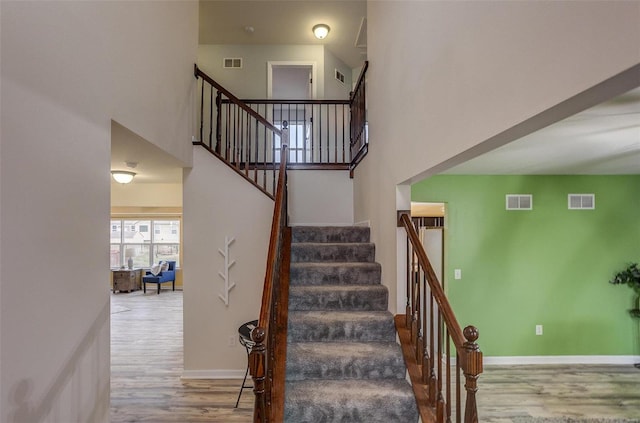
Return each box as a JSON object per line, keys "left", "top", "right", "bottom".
{"left": 111, "top": 290, "right": 640, "bottom": 422}
{"left": 110, "top": 290, "right": 253, "bottom": 422}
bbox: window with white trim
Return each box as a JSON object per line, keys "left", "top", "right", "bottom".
{"left": 110, "top": 219, "right": 180, "bottom": 268}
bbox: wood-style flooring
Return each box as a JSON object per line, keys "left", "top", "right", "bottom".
{"left": 478, "top": 364, "right": 640, "bottom": 422}
{"left": 110, "top": 290, "right": 253, "bottom": 422}
{"left": 111, "top": 290, "right": 640, "bottom": 422}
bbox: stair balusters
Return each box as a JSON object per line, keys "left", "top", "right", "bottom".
{"left": 398, "top": 212, "right": 483, "bottom": 423}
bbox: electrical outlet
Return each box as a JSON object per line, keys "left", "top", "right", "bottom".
{"left": 454, "top": 269, "right": 462, "bottom": 280}
{"left": 535, "top": 325, "right": 543, "bottom": 336}
{"left": 228, "top": 335, "right": 236, "bottom": 347}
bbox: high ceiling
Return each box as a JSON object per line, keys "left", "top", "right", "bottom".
{"left": 110, "top": 2, "right": 639, "bottom": 184}
{"left": 199, "top": 0, "right": 367, "bottom": 68}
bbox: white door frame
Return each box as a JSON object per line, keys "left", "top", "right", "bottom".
{"left": 267, "top": 61, "right": 317, "bottom": 99}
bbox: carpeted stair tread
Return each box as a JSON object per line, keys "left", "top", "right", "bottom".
{"left": 292, "top": 226, "right": 370, "bottom": 243}
{"left": 290, "top": 262, "right": 382, "bottom": 286}
{"left": 284, "top": 379, "right": 418, "bottom": 423}
{"left": 285, "top": 225, "right": 418, "bottom": 422}
{"left": 286, "top": 342, "right": 407, "bottom": 381}
{"left": 288, "top": 311, "right": 396, "bottom": 342}
{"left": 291, "top": 242, "right": 375, "bottom": 263}
{"left": 289, "top": 285, "right": 388, "bottom": 311}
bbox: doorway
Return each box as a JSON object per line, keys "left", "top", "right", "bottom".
{"left": 267, "top": 62, "right": 317, "bottom": 163}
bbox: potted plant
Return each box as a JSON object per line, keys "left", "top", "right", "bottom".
{"left": 610, "top": 262, "right": 640, "bottom": 368}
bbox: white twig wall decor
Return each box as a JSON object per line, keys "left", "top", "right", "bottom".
{"left": 217, "top": 236, "right": 236, "bottom": 306}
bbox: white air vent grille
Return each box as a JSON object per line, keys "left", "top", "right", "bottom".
{"left": 568, "top": 194, "right": 595, "bottom": 209}
{"left": 506, "top": 194, "right": 533, "bottom": 210}
{"left": 223, "top": 58, "right": 243, "bottom": 69}
{"left": 335, "top": 69, "right": 345, "bottom": 84}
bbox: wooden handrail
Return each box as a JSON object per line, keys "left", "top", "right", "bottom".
{"left": 349, "top": 61, "right": 368, "bottom": 176}
{"left": 398, "top": 211, "right": 483, "bottom": 423}
{"left": 400, "top": 213, "right": 465, "bottom": 348}
{"left": 350, "top": 60, "right": 369, "bottom": 105}
{"left": 249, "top": 125, "right": 289, "bottom": 423}
{"left": 222, "top": 99, "right": 349, "bottom": 105}
{"left": 195, "top": 64, "right": 282, "bottom": 135}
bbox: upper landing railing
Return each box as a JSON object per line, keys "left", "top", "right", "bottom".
{"left": 193, "top": 62, "right": 369, "bottom": 196}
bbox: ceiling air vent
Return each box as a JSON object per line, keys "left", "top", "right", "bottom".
{"left": 506, "top": 194, "right": 533, "bottom": 210}
{"left": 568, "top": 194, "right": 595, "bottom": 209}
{"left": 335, "top": 69, "right": 345, "bottom": 84}
{"left": 223, "top": 58, "right": 243, "bottom": 69}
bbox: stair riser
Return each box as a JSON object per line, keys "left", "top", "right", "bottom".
{"left": 292, "top": 226, "right": 370, "bottom": 243}
{"left": 290, "top": 263, "right": 381, "bottom": 286}
{"left": 289, "top": 287, "right": 388, "bottom": 311}
{"left": 291, "top": 243, "right": 375, "bottom": 263}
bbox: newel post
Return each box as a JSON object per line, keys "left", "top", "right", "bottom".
{"left": 463, "top": 326, "right": 483, "bottom": 423}
{"left": 250, "top": 326, "right": 267, "bottom": 423}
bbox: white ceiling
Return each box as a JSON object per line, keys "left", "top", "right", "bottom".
{"left": 444, "top": 87, "right": 640, "bottom": 175}
{"left": 110, "top": 121, "right": 183, "bottom": 184}
{"left": 199, "top": 0, "right": 367, "bottom": 68}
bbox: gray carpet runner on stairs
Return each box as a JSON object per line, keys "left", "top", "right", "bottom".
{"left": 285, "top": 226, "right": 419, "bottom": 423}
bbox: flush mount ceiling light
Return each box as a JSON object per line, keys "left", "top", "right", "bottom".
{"left": 111, "top": 170, "right": 136, "bottom": 184}
{"left": 313, "top": 24, "right": 330, "bottom": 40}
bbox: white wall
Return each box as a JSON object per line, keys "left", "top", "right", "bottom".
{"left": 288, "top": 170, "right": 354, "bottom": 226}
{"left": 324, "top": 49, "right": 353, "bottom": 99}
{"left": 355, "top": 0, "right": 640, "bottom": 314}
{"left": 183, "top": 148, "right": 274, "bottom": 376}
{"left": 198, "top": 44, "right": 354, "bottom": 100}
{"left": 0, "top": 1, "right": 197, "bottom": 421}
{"left": 111, "top": 183, "right": 183, "bottom": 208}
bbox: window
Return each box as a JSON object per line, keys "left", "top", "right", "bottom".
{"left": 110, "top": 219, "right": 180, "bottom": 268}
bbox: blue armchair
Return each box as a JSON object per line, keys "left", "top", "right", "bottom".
{"left": 143, "top": 261, "right": 176, "bottom": 294}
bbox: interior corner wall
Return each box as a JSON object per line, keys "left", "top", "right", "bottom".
{"left": 183, "top": 148, "right": 274, "bottom": 375}
{"left": 0, "top": 1, "right": 197, "bottom": 421}
{"left": 412, "top": 175, "right": 640, "bottom": 357}
{"left": 323, "top": 49, "right": 353, "bottom": 99}
{"left": 198, "top": 44, "right": 332, "bottom": 99}
{"left": 354, "top": 0, "right": 640, "bottom": 315}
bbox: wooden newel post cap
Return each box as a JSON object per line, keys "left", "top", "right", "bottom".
{"left": 251, "top": 326, "right": 266, "bottom": 344}
{"left": 463, "top": 326, "right": 479, "bottom": 344}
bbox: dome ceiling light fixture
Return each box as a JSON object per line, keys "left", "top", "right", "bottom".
{"left": 313, "top": 24, "right": 330, "bottom": 40}
{"left": 111, "top": 170, "right": 136, "bottom": 184}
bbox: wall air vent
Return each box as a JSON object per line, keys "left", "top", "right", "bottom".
{"left": 506, "top": 194, "right": 533, "bottom": 210}
{"left": 335, "top": 69, "right": 345, "bottom": 84}
{"left": 223, "top": 58, "right": 243, "bottom": 69}
{"left": 568, "top": 194, "right": 595, "bottom": 209}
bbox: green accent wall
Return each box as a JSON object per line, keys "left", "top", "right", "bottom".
{"left": 412, "top": 175, "right": 640, "bottom": 357}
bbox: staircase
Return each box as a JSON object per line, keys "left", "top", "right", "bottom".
{"left": 284, "top": 226, "right": 419, "bottom": 423}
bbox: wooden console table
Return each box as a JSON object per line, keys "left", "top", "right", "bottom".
{"left": 112, "top": 269, "right": 142, "bottom": 293}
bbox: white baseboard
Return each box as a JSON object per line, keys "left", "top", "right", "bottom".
{"left": 484, "top": 355, "right": 640, "bottom": 365}
{"left": 181, "top": 369, "right": 246, "bottom": 379}
{"left": 353, "top": 220, "right": 371, "bottom": 227}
